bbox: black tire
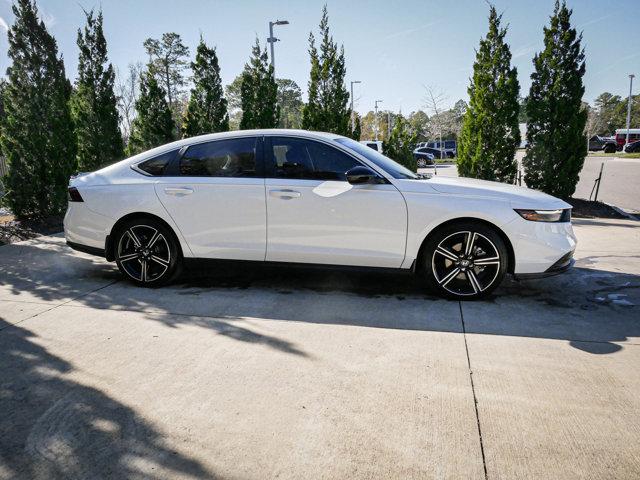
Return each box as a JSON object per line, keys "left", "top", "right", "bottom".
{"left": 114, "top": 217, "right": 182, "bottom": 287}
{"left": 603, "top": 144, "right": 616, "bottom": 154}
{"left": 420, "top": 221, "right": 508, "bottom": 300}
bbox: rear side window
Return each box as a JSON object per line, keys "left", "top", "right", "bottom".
{"left": 180, "top": 137, "right": 257, "bottom": 177}
{"left": 268, "top": 137, "right": 361, "bottom": 180}
{"left": 136, "top": 150, "right": 178, "bottom": 176}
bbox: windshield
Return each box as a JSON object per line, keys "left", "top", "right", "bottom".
{"left": 335, "top": 138, "right": 418, "bottom": 179}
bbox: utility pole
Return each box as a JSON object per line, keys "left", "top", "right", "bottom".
{"left": 625, "top": 74, "right": 635, "bottom": 147}
{"left": 350, "top": 80, "right": 362, "bottom": 132}
{"left": 267, "top": 19, "right": 289, "bottom": 78}
{"left": 374, "top": 99, "right": 383, "bottom": 141}
{"left": 387, "top": 112, "right": 392, "bottom": 139}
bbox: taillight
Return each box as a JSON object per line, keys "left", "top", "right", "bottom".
{"left": 67, "top": 187, "right": 84, "bottom": 202}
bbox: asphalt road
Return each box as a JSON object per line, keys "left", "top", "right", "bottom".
{"left": 420, "top": 152, "right": 640, "bottom": 213}
{"left": 1, "top": 218, "right": 639, "bottom": 479}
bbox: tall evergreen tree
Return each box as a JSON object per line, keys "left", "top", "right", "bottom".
{"left": 351, "top": 114, "right": 362, "bottom": 141}
{"left": 523, "top": 0, "right": 587, "bottom": 198}
{"left": 143, "top": 33, "right": 190, "bottom": 110}
{"left": 182, "top": 38, "right": 229, "bottom": 137}
{"left": 302, "top": 6, "right": 352, "bottom": 136}
{"left": 126, "top": 67, "right": 175, "bottom": 156}
{"left": 384, "top": 116, "right": 418, "bottom": 172}
{"left": 0, "top": 0, "right": 76, "bottom": 218}
{"left": 71, "top": 9, "right": 123, "bottom": 171}
{"left": 457, "top": 6, "right": 520, "bottom": 183}
{"left": 239, "top": 39, "right": 279, "bottom": 129}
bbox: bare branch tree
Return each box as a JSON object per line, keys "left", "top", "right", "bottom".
{"left": 423, "top": 85, "right": 450, "bottom": 159}
{"left": 115, "top": 62, "right": 143, "bottom": 145}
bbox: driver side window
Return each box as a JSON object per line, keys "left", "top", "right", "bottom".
{"left": 268, "top": 137, "right": 361, "bottom": 181}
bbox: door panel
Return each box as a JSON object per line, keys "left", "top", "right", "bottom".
{"left": 265, "top": 179, "right": 406, "bottom": 267}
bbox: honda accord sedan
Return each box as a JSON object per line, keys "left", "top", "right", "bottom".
{"left": 64, "top": 129, "right": 576, "bottom": 299}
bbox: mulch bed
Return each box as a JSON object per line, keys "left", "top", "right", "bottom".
{"left": 565, "top": 198, "right": 630, "bottom": 219}
{"left": 0, "top": 214, "right": 64, "bottom": 246}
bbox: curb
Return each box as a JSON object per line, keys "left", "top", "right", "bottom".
{"left": 603, "top": 202, "right": 639, "bottom": 220}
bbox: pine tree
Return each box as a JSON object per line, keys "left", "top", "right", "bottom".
{"left": 71, "top": 9, "right": 123, "bottom": 171}
{"left": 126, "top": 67, "right": 175, "bottom": 156}
{"left": 0, "top": 0, "right": 76, "bottom": 218}
{"left": 302, "top": 6, "right": 353, "bottom": 137}
{"left": 182, "top": 38, "right": 229, "bottom": 137}
{"left": 457, "top": 6, "right": 520, "bottom": 183}
{"left": 384, "top": 116, "right": 418, "bottom": 172}
{"left": 523, "top": 0, "right": 587, "bottom": 198}
{"left": 239, "top": 39, "right": 279, "bottom": 129}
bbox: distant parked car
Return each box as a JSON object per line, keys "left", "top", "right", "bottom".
{"left": 424, "top": 140, "right": 457, "bottom": 158}
{"left": 413, "top": 147, "right": 436, "bottom": 167}
{"left": 614, "top": 129, "right": 640, "bottom": 151}
{"left": 359, "top": 140, "right": 383, "bottom": 153}
{"left": 624, "top": 140, "right": 640, "bottom": 153}
{"left": 588, "top": 135, "right": 617, "bottom": 153}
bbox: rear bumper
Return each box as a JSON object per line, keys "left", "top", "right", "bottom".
{"left": 66, "top": 240, "right": 105, "bottom": 258}
{"left": 513, "top": 251, "right": 574, "bottom": 280}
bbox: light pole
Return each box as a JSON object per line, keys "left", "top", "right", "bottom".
{"left": 350, "top": 80, "right": 361, "bottom": 132}
{"left": 625, "top": 74, "right": 635, "bottom": 147}
{"left": 267, "top": 19, "right": 289, "bottom": 77}
{"left": 374, "top": 99, "right": 383, "bottom": 141}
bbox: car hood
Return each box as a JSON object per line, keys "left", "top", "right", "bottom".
{"left": 395, "top": 176, "right": 571, "bottom": 209}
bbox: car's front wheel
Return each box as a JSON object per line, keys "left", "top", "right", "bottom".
{"left": 421, "top": 222, "right": 508, "bottom": 299}
{"left": 114, "top": 218, "right": 182, "bottom": 287}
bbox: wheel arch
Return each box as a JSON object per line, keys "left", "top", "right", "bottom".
{"left": 414, "top": 217, "right": 515, "bottom": 274}
{"left": 105, "top": 212, "right": 184, "bottom": 262}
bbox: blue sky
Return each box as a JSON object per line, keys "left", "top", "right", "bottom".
{"left": 0, "top": 0, "right": 638, "bottom": 114}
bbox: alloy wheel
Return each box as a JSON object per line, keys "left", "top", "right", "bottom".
{"left": 117, "top": 225, "right": 171, "bottom": 283}
{"left": 431, "top": 230, "right": 501, "bottom": 296}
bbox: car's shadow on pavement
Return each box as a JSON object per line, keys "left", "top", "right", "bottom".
{"left": 1, "top": 238, "right": 639, "bottom": 357}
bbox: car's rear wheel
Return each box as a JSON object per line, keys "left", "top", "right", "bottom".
{"left": 603, "top": 144, "right": 616, "bottom": 154}
{"left": 114, "top": 218, "right": 182, "bottom": 287}
{"left": 421, "top": 222, "right": 508, "bottom": 299}
{"left": 417, "top": 158, "right": 427, "bottom": 168}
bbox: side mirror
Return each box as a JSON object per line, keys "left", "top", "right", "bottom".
{"left": 346, "top": 166, "right": 382, "bottom": 185}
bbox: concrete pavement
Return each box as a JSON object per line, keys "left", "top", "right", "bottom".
{"left": 1, "top": 218, "right": 639, "bottom": 479}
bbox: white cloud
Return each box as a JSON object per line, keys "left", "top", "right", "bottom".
{"left": 512, "top": 43, "right": 537, "bottom": 60}
{"left": 381, "top": 22, "right": 438, "bottom": 41}
{"left": 39, "top": 10, "right": 56, "bottom": 28}
{"left": 0, "top": 15, "right": 8, "bottom": 32}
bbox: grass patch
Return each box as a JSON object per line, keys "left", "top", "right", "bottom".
{"left": 587, "top": 152, "right": 640, "bottom": 159}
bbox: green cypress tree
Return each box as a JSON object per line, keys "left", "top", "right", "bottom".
{"left": 351, "top": 114, "right": 362, "bottom": 141}
{"left": 457, "top": 6, "right": 520, "bottom": 183}
{"left": 71, "top": 9, "right": 123, "bottom": 171}
{"left": 302, "top": 6, "right": 352, "bottom": 136}
{"left": 126, "top": 67, "right": 175, "bottom": 156}
{"left": 384, "top": 116, "right": 418, "bottom": 172}
{"left": 239, "top": 39, "right": 279, "bottom": 129}
{"left": 0, "top": 0, "right": 76, "bottom": 218}
{"left": 523, "top": 0, "right": 587, "bottom": 198}
{"left": 182, "top": 38, "right": 229, "bottom": 137}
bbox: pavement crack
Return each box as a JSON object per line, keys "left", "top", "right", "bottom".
{"left": 0, "top": 279, "right": 120, "bottom": 333}
{"left": 459, "top": 301, "right": 489, "bottom": 480}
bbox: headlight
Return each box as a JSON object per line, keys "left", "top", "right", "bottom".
{"left": 514, "top": 209, "right": 571, "bottom": 222}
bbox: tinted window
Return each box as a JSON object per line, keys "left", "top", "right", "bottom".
{"left": 366, "top": 143, "right": 379, "bottom": 151}
{"left": 137, "top": 149, "right": 178, "bottom": 176}
{"left": 180, "top": 137, "right": 257, "bottom": 177}
{"left": 445, "top": 141, "right": 456, "bottom": 149}
{"left": 335, "top": 137, "right": 418, "bottom": 179}
{"left": 269, "top": 137, "right": 361, "bottom": 180}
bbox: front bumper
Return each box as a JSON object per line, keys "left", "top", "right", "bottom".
{"left": 513, "top": 250, "right": 575, "bottom": 280}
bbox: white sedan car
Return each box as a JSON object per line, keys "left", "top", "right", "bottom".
{"left": 64, "top": 129, "right": 576, "bottom": 299}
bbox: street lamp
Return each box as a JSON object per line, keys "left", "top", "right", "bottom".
{"left": 374, "top": 99, "right": 383, "bottom": 141}
{"left": 267, "top": 19, "right": 289, "bottom": 77}
{"left": 625, "top": 74, "right": 635, "bottom": 147}
{"left": 350, "top": 80, "right": 361, "bottom": 132}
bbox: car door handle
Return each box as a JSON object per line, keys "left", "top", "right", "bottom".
{"left": 164, "top": 187, "right": 194, "bottom": 196}
{"left": 269, "top": 189, "right": 301, "bottom": 199}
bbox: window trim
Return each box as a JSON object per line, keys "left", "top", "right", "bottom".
{"left": 264, "top": 135, "right": 382, "bottom": 182}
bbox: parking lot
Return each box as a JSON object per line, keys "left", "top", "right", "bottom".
{"left": 1, "top": 218, "right": 639, "bottom": 479}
